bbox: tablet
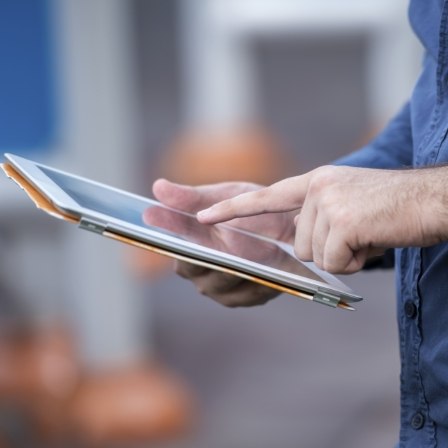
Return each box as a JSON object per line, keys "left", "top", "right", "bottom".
{"left": 2, "top": 153, "right": 363, "bottom": 310}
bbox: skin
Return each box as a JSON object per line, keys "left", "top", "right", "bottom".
{"left": 151, "top": 179, "right": 297, "bottom": 307}
{"left": 153, "top": 165, "right": 448, "bottom": 306}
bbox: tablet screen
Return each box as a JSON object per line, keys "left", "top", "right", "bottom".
{"left": 38, "top": 166, "right": 346, "bottom": 290}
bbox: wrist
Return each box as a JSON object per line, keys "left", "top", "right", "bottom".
{"left": 416, "top": 166, "right": 448, "bottom": 245}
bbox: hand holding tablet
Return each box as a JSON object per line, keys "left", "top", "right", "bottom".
{"left": 146, "top": 179, "right": 325, "bottom": 307}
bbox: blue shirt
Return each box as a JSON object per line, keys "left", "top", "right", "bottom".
{"left": 336, "top": 1, "right": 448, "bottom": 446}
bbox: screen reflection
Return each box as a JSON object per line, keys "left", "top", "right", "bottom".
{"left": 41, "top": 166, "right": 324, "bottom": 284}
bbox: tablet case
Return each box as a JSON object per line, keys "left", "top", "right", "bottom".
{"left": 1, "top": 163, "right": 354, "bottom": 310}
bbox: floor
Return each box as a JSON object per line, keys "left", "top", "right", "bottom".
{"left": 145, "top": 267, "right": 399, "bottom": 448}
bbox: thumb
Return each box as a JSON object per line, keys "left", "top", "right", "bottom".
{"left": 152, "top": 179, "right": 202, "bottom": 212}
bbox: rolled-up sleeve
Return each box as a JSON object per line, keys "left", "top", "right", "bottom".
{"left": 334, "top": 102, "right": 413, "bottom": 168}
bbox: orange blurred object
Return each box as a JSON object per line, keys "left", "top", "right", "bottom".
{"left": 0, "top": 326, "right": 79, "bottom": 403}
{"left": 68, "top": 364, "right": 194, "bottom": 446}
{"left": 0, "top": 326, "right": 80, "bottom": 442}
{"left": 161, "top": 127, "right": 287, "bottom": 185}
{"left": 0, "top": 327, "right": 194, "bottom": 446}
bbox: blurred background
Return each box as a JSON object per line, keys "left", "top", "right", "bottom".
{"left": 0, "top": 0, "right": 421, "bottom": 447}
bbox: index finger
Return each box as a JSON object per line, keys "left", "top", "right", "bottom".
{"left": 197, "top": 173, "right": 311, "bottom": 224}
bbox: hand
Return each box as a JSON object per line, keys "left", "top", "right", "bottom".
{"left": 197, "top": 165, "right": 448, "bottom": 274}
{"left": 147, "top": 179, "right": 299, "bottom": 307}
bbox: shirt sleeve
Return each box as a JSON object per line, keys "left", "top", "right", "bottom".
{"left": 333, "top": 102, "right": 413, "bottom": 168}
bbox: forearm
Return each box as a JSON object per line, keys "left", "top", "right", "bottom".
{"left": 415, "top": 165, "right": 448, "bottom": 244}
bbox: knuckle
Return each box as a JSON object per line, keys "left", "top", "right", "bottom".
{"left": 322, "top": 261, "right": 338, "bottom": 273}
{"left": 321, "top": 253, "right": 342, "bottom": 273}
{"left": 221, "top": 195, "right": 247, "bottom": 217}
{"left": 208, "top": 293, "right": 242, "bottom": 308}
{"left": 330, "top": 208, "right": 352, "bottom": 230}
{"left": 175, "top": 261, "right": 207, "bottom": 279}
{"left": 225, "top": 181, "right": 261, "bottom": 197}
{"left": 251, "top": 187, "right": 269, "bottom": 205}
{"left": 253, "top": 185, "right": 277, "bottom": 206}
{"left": 174, "top": 261, "right": 190, "bottom": 278}
{"left": 319, "top": 190, "right": 338, "bottom": 209}
{"left": 195, "top": 277, "right": 232, "bottom": 299}
{"left": 206, "top": 284, "right": 278, "bottom": 308}
{"left": 313, "top": 252, "right": 322, "bottom": 267}
{"left": 310, "top": 166, "right": 338, "bottom": 192}
{"left": 242, "top": 182, "right": 263, "bottom": 193}
{"left": 196, "top": 283, "right": 209, "bottom": 296}
{"left": 219, "top": 291, "right": 261, "bottom": 308}
{"left": 221, "top": 299, "right": 240, "bottom": 308}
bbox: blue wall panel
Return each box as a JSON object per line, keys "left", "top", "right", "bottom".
{"left": 0, "top": 0, "right": 57, "bottom": 156}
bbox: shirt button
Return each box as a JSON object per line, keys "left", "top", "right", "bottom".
{"left": 404, "top": 300, "right": 417, "bottom": 319}
{"left": 411, "top": 412, "right": 425, "bottom": 430}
